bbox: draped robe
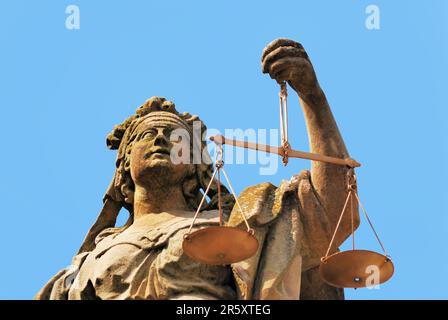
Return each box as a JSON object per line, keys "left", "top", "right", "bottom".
{"left": 36, "top": 170, "right": 352, "bottom": 300}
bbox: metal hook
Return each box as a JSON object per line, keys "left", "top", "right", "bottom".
{"left": 215, "top": 143, "right": 224, "bottom": 168}
{"left": 346, "top": 167, "right": 357, "bottom": 191}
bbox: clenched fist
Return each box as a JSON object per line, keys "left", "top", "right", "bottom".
{"left": 261, "top": 39, "right": 319, "bottom": 97}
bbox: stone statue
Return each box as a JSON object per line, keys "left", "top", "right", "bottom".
{"left": 35, "top": 39, "right": 359, "bottom": 300}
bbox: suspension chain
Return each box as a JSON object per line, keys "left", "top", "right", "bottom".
{"left": 184, "top": 142, "right": 253, "bottom": 239}
{"left": 322, "top": 168, "right": 389, "bottom": 260}
{"left": 279, "top": 82, "right": 291, "bottom": 166}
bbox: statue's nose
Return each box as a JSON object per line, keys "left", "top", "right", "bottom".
{"left": 154, "top": 133, "right": 169, "bottom": 147}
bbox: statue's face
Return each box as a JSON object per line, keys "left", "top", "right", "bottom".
{"left": 129, "top": 118, "right": 194, "bottom": 187}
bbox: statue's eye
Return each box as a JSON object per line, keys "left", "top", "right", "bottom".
{"left": 142, "top": 129, "right": 158, "bottom": 139}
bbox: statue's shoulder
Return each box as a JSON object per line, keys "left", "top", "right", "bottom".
{"left": 227, "top": 170, "right": 312, "bottom": 228}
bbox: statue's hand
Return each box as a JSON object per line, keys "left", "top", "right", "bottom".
{"left": 262, "top": 39, "right": 319, "bottom": 96}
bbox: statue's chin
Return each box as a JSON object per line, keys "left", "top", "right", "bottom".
{"left": 132, "top": 153, "right": 188, "bottom": 187}
{"left": 138, "top": 158, "right": 177, "bottom": 180}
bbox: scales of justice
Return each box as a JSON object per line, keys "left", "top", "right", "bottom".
{"left": 182, "top": 82, "right": 394, "bottom": 289}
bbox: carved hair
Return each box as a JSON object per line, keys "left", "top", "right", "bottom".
{"left": 106, "top": 96, "right": 235, "bottom": 222}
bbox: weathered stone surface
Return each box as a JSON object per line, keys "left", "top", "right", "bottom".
{"left": 35, "top": 38, "right": 359, "bottom": 300}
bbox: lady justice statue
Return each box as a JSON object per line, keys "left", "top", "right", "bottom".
{"left": 36, "top": 39, "right": 359, "bottom": 300}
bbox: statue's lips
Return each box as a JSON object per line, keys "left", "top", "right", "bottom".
{"left": 144, "top": 148, "right": 171, "bottom": 159}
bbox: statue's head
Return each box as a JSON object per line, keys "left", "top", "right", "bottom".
{"left": 127, "top": 111, "right": 194, "bottom": 192}
{"left": 105, "top": 96, "right": 233, "bottom": 217}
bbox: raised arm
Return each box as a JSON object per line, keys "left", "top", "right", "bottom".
{"left": 261, "top": 39, "right": 358, "bottom": 239}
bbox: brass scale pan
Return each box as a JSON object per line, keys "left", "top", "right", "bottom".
{"left": 320, "top": 250, "right": 394, "bottom": 288}
{"left": 183, "top": 226, "right": 258, "bottom": 266}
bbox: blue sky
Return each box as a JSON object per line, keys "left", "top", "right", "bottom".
{"left": 0, "top": 0, "right": 447, "bottom": 299}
